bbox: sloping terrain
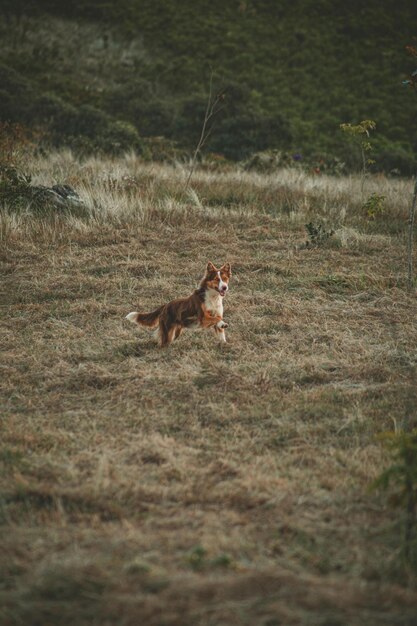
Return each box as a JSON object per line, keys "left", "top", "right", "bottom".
{"left": 1, "top": 0, "right": 417, "bottom": 169}
{"left": 1, "top": 153, "right": 417, "bottom": 624}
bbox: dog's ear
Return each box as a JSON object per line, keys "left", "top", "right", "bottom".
{"left": 206, "top": 261, "right": 217, "bottom": 273}
{"left": 220, "top": 262, "right": 231, "bottom": 276}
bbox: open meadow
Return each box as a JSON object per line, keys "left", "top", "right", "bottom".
{"left": 1, "top": 152, "right": 417, "bottom": 625}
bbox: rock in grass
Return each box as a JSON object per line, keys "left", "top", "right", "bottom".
{"left": 29, "top": 185, "right": 85, "bottom": 209}
{"left": 29, "top": 184, "right": 85, "bottom": 210}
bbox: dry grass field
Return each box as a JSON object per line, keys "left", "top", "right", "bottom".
{"left": 1, "top": 152, "right": 417, "bottom": 625}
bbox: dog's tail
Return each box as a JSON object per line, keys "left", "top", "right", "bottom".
{"left": 126, "top": 305, "right": 164, "bottom": 329}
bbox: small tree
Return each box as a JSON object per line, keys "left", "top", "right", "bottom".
{"left": 183, "top": 71, "right": 226, "bottom": 192}
{"left": 340, "top": 119, "right": 376, "bottom": 192}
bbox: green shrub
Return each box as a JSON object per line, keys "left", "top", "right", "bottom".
{"left": 209, "top": 111, "right": 292, "bottom": 161}
{"left": 174, "top": 85, "right": 292, "bottom": 161}
{"left": 373, "top": 429, "right": 417, "bottom": 570}
{"left": 373, "top": 139, "right": 417, "bottom": 176}
{"left": 0, "top": 121, "right": 38, "bottom": 168}
{"left": 0, "top": 164, "right": 33, "bottom": 210}
{"left": 305, "top": 222, "right": 335, "bottom": 247}
{"left": 143, "top": 136, "right": 185, "bottom": 162}
{"left": 308, "top": 153, "right": 346, "bottom": 176}
{"left": 0, "top": 64, "right": 34, "bottom": 123}
{"left": 362, "top": 193, "right": 386, "bottom": 220}
{"left": 101, "top": 120, "right": 146, "bottom": 155}
{"left": 244, "top": 150, "right": 294, "bottom": 172}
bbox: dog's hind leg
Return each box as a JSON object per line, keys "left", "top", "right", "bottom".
{"left": 159, "top": 320, "right": 177, "bottom": 347}
{"left": 158, "top": 319, "right": 169, "bottom": 347}
{"left": 174, "top": 326, "right": 183, "bottom": 340}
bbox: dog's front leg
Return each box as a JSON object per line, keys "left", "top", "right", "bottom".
{"left": 215, "top": 320, "right": 228, "bottom": 343}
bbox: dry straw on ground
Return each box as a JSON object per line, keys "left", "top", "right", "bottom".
{"left": 1, "top": 152, "right": 417, "bottom": 625}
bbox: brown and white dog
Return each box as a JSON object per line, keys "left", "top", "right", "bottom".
{"left": 126, "top": 262, "right": 231, "bottom": 347}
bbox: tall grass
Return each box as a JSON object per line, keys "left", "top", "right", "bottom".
{"left": 2, "top": 149, "right": 413, "bottom": 238}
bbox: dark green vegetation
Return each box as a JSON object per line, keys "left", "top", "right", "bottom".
{"left": 1, "top": 0, "right": 417, "bottom": 171}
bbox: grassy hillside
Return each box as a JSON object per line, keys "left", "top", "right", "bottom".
{"left": 1, "top": 0, "right": 417, "bottom": 171}
{"left": 1, "top": 153, "right": 417, "bottom": 624}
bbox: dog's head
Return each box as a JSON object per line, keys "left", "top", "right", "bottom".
{"left": 203, "top": 261, "right": 232, "bottom": 297}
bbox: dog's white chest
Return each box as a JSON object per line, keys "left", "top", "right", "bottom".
{"left": 205, "top": 290, "right": 223, "bottom": 317}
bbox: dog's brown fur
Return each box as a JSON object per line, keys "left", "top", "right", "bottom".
{"left": 126, "top": 262, "right": 232, "bottom": 347}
